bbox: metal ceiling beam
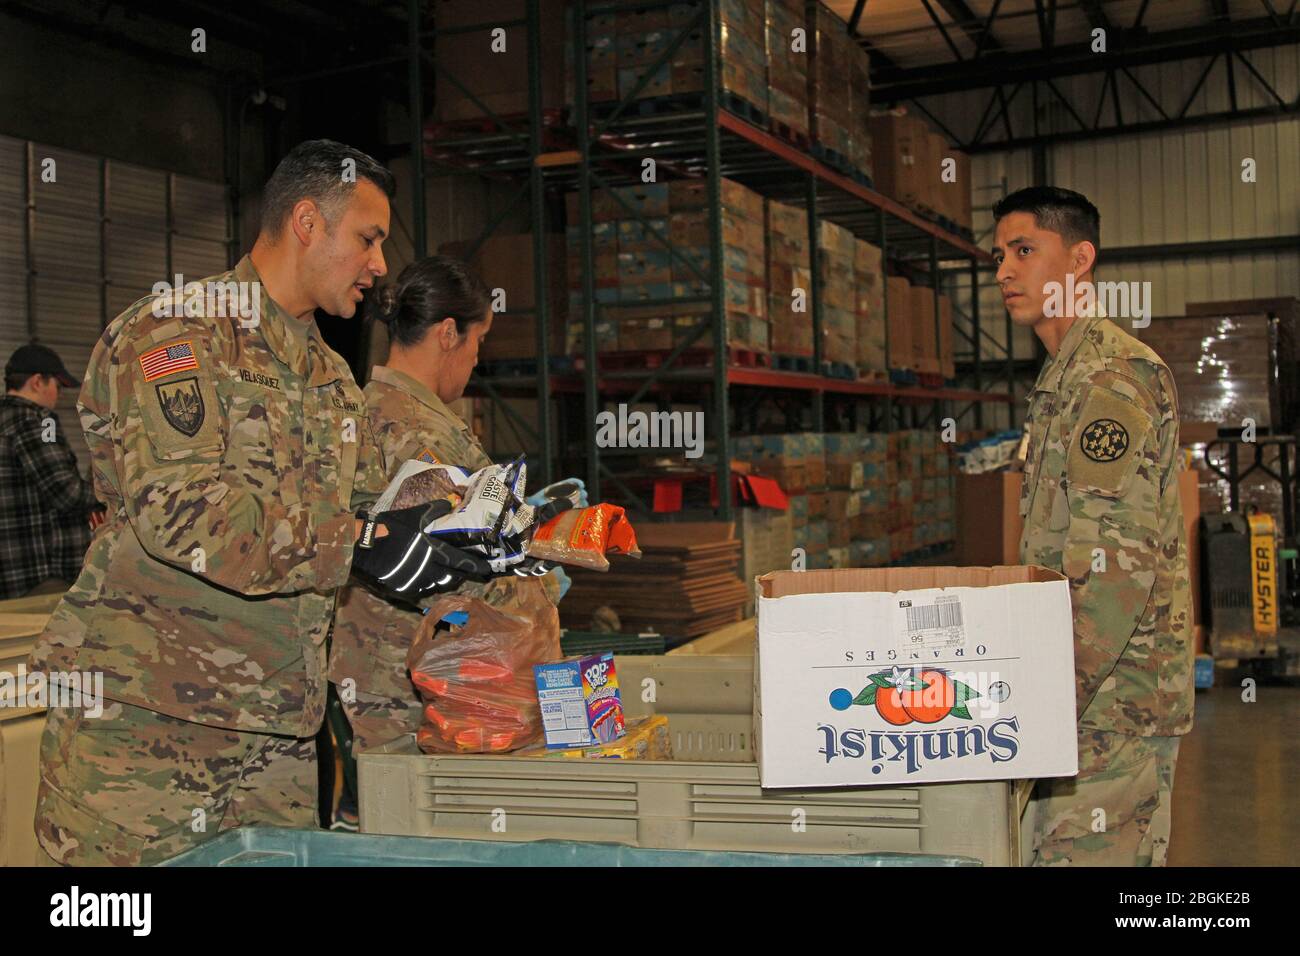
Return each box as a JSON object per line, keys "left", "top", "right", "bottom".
{"left": 0, "top": 0, "right": 259, "bottom": 79}
{"left": 920, "top": 0, "right": 964, "bottom": 61}
{"left": 873, "top": 15, "right": 1300, "bottom": 101}
{"left": 847, "top": 0, "right": 867, "bottom": 36}
{"left": 1078, "top": 0, "right": 1112, "bottom": 32}
{"left": 935, "top": 0, "right": 1004, "bottom": 53}
{"left": 973, "top": 0, "right": 1005, "bottom": 60}
{"left": 963, "top": 97, "right": 1297, "bottom": 153}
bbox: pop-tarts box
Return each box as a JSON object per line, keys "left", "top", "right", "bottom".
{"left": 534, "top": 653, "right": 627, "bottom": 749}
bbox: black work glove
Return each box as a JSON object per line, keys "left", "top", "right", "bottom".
{"left": 352, "top": 502, "right": 493, "bottom": 603}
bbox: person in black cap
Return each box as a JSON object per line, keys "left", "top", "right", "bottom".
{"left": 1, "top": 343, "right": 101, "bottom": 598}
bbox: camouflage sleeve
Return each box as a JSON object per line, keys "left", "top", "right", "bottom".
{"left": 108, "top": 324, "right": 351, "bottom": 595}
{"left": 1060, "top": 381, "right": 1162, "bottom": 720}
{"left": 349, "top": 412, "right": 389, "bottom": 513}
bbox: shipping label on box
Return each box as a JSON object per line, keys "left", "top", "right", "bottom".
{"left": 755, "top": 567, "right": 1078, "bottom": 788}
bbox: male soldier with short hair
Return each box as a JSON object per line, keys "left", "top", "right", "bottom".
{"left": 993, "top": 186, "right": 1192, "bottom": 866}
{"left": 27, "top": 140, "right": 509, "bottom": 865}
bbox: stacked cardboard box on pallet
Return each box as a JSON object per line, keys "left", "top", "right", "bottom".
{"left": 807, "top": 2, "right": 854, "bottom": 167}
{"left": 817, "top": 220, "right": 857, "bottom": 371}
{"left": 764, "top": 0, "right": 808, "bottom": 141}
{"left": 911, "top": 284, "right": 939, "bottom": 375}
{"left": 568, "top": 0, "right": 766, "bottom": 114}
{"left": 564, "top": 178, "right": 767, "bottom": 355}
{"left": 765, "top": 200, "right": 812, "bottom": 360}
{"left": 433, "top": 0, "right": 566, "bottom": 122}
{"left": 438, "top": 235, "right": 567, "bottom": 363}
{"left": 854, "top": 240, "right": 887, "bottom": 379}
{"left": 869, "top": 108, "right": 973, "bottom": 233}
{"left": 846, "top": 35, "right": 873, "bottom": 181}
{"left": 885, "top": 276, "right": 914, "bottom": 373}
{"left": 736, "top": 429, "right": 953, "bottom": 570}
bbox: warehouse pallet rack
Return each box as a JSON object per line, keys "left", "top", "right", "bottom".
{"left": 425, "top": 0, "right": 1018, "bottom": 519}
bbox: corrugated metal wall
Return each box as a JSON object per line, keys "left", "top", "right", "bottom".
{"left": 0, "top": 135, "right": 230, "bottom": 471}
{"left": 918, "top": 44, "right": 1300, "bottom": 429}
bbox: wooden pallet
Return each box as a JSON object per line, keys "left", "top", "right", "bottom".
{"left": 811, "top": 141, "right": 855, "bottom": 177}
{"left": 719, "top": 90, "right": 767, "bottom": 127}
{"left": 771, "top": 352, "right": 815, "bottom": 374}
{"left": 820, "top": 360, "right": 857, "bottom": 380}
{"left": 855, "top": 368, "right": 890, "bottom": 384}
{"left": 768, "top": 118, "right": 811, "bottom": 152}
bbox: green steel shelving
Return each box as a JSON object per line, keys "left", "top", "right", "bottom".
{"left": 424, "top": 0, "right": 1017, "bottom": 518}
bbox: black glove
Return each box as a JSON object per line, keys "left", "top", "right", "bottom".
{"left": 352, "top": 503, "right": 493, "bottom": 602}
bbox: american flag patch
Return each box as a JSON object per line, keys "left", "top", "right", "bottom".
{"left": 139, "top": 341, "right": 199, "bottom": 382}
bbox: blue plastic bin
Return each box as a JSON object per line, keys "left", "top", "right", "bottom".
{"left": 159, "top": 827, "right": 981, "bottom": 867}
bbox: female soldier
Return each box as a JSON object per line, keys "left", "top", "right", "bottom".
{"left": 328, "top": 255, "right": 577, "bottom": 775}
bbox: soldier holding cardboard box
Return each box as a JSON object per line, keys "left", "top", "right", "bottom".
{"left": 993, "top": 187, "right": 1192, "bottom": 867}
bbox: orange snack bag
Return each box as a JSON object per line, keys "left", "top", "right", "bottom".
{"left": 526, "top": 503, "right": 641, "bottom": 571}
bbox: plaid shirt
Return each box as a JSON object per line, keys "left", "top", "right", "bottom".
{"left": 0, "top": 394, "right": 97, "bottom": 598}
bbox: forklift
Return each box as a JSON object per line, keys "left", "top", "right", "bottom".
{"left": 1199, "top": 437, "right": 1300, "bottom": 683}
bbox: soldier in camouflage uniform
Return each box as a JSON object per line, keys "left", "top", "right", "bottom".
{"left": 993, "top": 187, "right": 1192, "bottom": 867}
{"left": 26, "top": 142, "right": 494, "bottom": 866}
{"left": 330, "top": 255, "right": 567, "bottom": 756}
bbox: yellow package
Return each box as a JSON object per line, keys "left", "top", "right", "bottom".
{"left": 516, "top": 715, "right": 671, "bottom": 760}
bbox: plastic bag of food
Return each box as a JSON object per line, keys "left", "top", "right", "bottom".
{"left": 525, "top": 503, "right": 641, "bottom": 571}
{"left": 420, "top": 459, "right": 539, "bottom": 573}
{"left": 406, "top": 583, "right": 560, "bottom": 754}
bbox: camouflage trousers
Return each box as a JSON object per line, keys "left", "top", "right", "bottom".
{"left": 339, "top": 686, "right": 422, "bottom": 756}
{"left": 1030, "top": 729, "right": 1181, "bottom": 867}
{"left": 34, "top": 701, "right": 317, "bottom": 866}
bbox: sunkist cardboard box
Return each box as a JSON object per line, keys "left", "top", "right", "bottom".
{"left": 754, "top": 567, "right": 1078, "bottom": 789}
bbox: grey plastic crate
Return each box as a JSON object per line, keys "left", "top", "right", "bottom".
{"left": 358, "top": 655, "right": 1023, "bottom": 865}
{"left": 158, "top": 827, "right": 980, "bottom": 867}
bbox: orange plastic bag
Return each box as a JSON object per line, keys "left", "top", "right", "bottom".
{"left": 525, "top": 503, "right": 641, "bottom": 571}
{"left": 406, "top": 582, "right": 560, "bottom": 754}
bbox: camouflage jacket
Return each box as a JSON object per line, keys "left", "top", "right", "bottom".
{"left": 328, "top": 365, "right": 556, "bottom": 701}
{"left": 1019, "top": 311, "right": 1193, "bottom": 737}
{"left": 27, "top": 256, "right": 387, "bottom": 737}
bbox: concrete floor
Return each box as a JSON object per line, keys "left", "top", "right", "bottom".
{"left": 1167, "top": 683, "right": 1300, "bottom": 866}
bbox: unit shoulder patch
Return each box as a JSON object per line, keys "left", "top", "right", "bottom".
{"left": 1067, "top": 387, "right": 1153, "bottom": 497}
{"left": 155, "top": 376, "right": 205, "bottom": 436}
{"left": 1079, "top": 418, "right": 1129, "bottom": 462}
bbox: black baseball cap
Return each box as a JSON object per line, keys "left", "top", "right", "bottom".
{"left": 5, "top": 344, "right": 78, "bottom": 388}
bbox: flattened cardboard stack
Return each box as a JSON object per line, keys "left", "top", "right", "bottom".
{"left": 565, "top": 178, "right": 767, "bottom": 355}
{"left": 560, "top": 522, "right": 747, "bottom": 642}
